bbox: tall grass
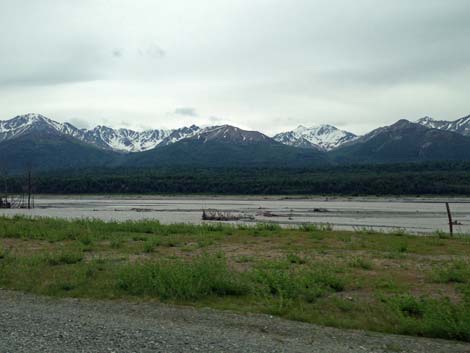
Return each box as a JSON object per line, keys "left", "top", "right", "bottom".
{"left": 386, "top": 294, "right": 470, "bottom": 341}
{"left": 117, "top": 254, "right": 248, "bottom": 300}
{"left": 300, "top": 223, "right": 333, "bottom": 232}
{"left": 251, "top": 260, "right": 345, "bottom": 311}
{"left": 431, "top": 261, "right": 470, "bottom": 284}
{"left": 0, "top": 216, "right": 239, "bottom": 242}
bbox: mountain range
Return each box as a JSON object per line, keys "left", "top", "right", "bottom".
{"left": 0, "top": 113, "right": 201, "bottom": 152}
{"left": 330, "top": 119, "right": 470, "bottom": 163}
{"left": 1, "top": 113, "right": 470, "bottom": 172}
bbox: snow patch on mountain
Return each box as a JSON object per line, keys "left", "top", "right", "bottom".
{"left": 273, "top": 124, "right": 357, "bottom": 151}
{"left": 0, "top": 114, "right": 202, "bottom": 152}
{"left": 417, "top": 115, "right": 470, "bottom": 136}
{"left": 190, "top": 125, "right": 275, "bottom": 145}
{"left": 0, "top": 113, "right": 64, "bottom": 141}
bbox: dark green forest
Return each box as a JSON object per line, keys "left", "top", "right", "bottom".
{"left": 3, "top": 161, "right": 470, "bottom": 195}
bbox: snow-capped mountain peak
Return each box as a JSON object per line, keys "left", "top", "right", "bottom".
{"left": 417, "top": 115, "right": 470, "bottom": 136}
{"left": 0, "top": 113, "right": 66, "bottom": 141}
{"left": 293, "top": 125, "right": 308, "bottom": 133}
{"left": 0, "top": 114, "right": 201, "bottom": 152}
{"left": 189, "top": 125, "right": 274, "bottom": 145}
{"left": 80, "top": 124, "right": 202, "bottom": 152}
{"left": 0, "top": 113, "right": 50, "bottom": 129}
{"left": 273, "top": 124, "right": 357, "bottom": 151}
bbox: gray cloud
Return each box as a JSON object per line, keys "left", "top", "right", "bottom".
{"left": 174, "top": 108, "right": 198, "bottom": 117}
{"left": 68, "top": 117, "right": 91, "bottom": 129}
{"left": 145, "top": 44, "right": 166, "bottom": 59}
{"left": 209, "top": 116, "right": 223, "bottom": 124}
{"left": 0, "top": 0, "right": 469, "bottom": 134}
{"left": 112, "top": 48, "right": 124, "bottom": 58}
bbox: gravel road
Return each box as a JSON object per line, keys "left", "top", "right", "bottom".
{"left": 0, "top": 290, "right": 469, "bottom": 353}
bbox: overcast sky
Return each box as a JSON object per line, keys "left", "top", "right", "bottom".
{"left": 0, "top": 0, "right": 469, "bottom": 135}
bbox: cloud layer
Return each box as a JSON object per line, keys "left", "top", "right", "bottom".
{"left": 0, "top": 0, "right": 469, "bottom": 134}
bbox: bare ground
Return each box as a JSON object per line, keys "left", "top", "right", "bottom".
{"left": 0, "top": 290, "right": 469, "bottom": 353}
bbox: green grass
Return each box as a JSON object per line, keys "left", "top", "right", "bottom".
{"left": 45, "top": 251, "right": 84, "bottom": 266}
{"left": 0, "top": 243, "right": 5, "bottom": 259}
{"left": 0, "top": 216, "right": 470, "bottom": 342}
{"left": 250, "top": 261, "right": 346, "bottom": 311}
{"left": 118, "top": 254, "right": 248, "bottom": 300}
{"left": 431, "top": 260, "right": 470, "bottom": 284}
{"left": 349, "top": 257, "right": 374, "bottom": 270}
{"left": 385, "top": 294, "right": 470, "bottom": 341}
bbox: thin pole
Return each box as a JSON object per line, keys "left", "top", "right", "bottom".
{"left": 27, "top": 169, "right": 31, "bottom": 209}
{"left": 445, "top": 202, "right": 453, "bottom": 237}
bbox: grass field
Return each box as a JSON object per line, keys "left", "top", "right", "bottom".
{"left": 0, "top": 216, "right": 469, "bottom": 341}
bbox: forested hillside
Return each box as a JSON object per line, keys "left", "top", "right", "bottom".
{"left": 5, "top": 162, "right": 470, "bottom": 195}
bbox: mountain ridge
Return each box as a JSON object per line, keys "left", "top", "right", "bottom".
{"left": 0, "top": 113, "right": 201, "bottom": 153}
{"left": 417, "top": 115, "right": 470, "bottom": 136}
{"left": 0, "top": 128, "right": 121, "bottom": 173}
{"left": 0, "top": 114, "right": 360, "bottom": 152}
{"left": 330, "top": 119, "right": 470, "bottom": 163}
{"left": 2, "top": 113, "right": 470, "bottom": 172}
{"left": 273, "top": 124, "right": 357, "bottom": 151}
{"left": 125, "top": 128, "right": 328, "bottom": 168}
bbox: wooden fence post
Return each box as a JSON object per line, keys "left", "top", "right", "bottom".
{"left": 445, "top": 202, "right": 453, "bottom": 237}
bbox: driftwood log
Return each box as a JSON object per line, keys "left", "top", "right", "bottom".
{"left": 202, "top": 209, "right": 241, "bottom": 221}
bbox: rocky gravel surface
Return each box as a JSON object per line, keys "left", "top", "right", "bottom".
{"left": 0, "top": 290, "right": 469, "bottom": 353}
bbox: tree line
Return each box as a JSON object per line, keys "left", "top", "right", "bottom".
{"left": 3, "top": 161, "right": 470, "bottom": 195}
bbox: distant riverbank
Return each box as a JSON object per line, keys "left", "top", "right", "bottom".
{"left": 2, "top": 195, "right": 470, "bottom": 234}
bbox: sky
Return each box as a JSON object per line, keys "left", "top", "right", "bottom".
{"left": 0, "top": 0, "right": 469, "bottom": 135}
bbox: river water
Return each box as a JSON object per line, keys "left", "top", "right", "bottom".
{"left": 1, "top": 195, "right": 470, "bottom": 234}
